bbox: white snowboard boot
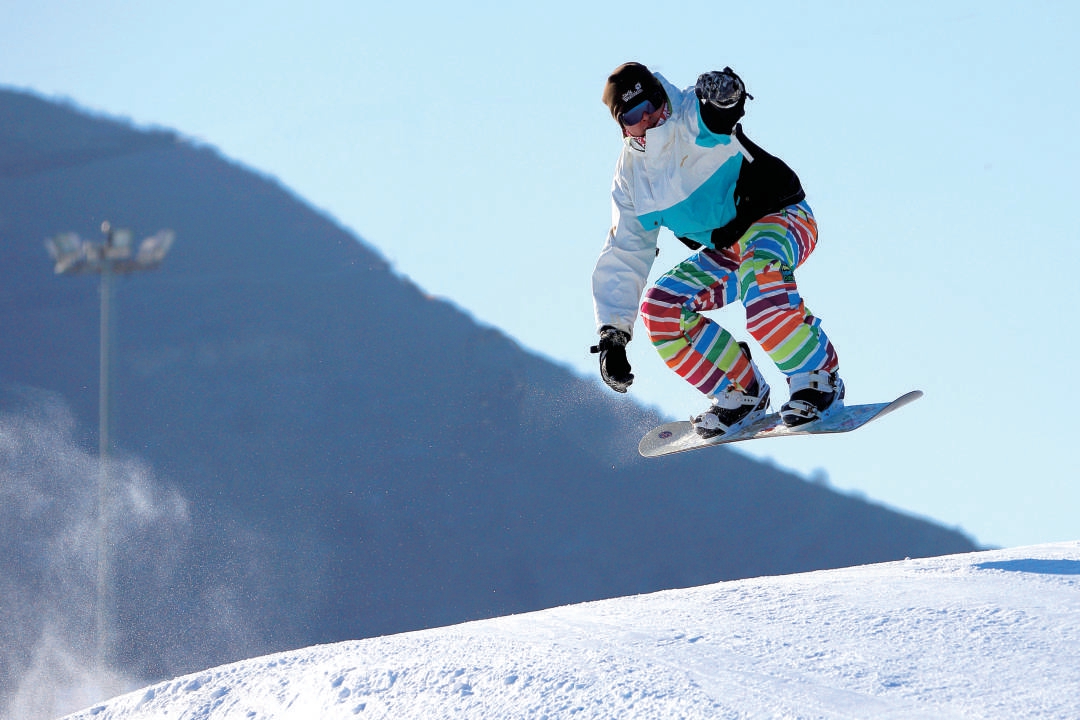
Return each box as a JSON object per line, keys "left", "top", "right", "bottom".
{"left": 780, "top": 370, "right": 845, "bottom": 427}
{"left": 692, "top": 361, "right": 771, "bottom": 440}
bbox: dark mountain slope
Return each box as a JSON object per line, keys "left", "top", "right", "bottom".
{"left": 0, "top": 88, "right": 976, "bottom": 690}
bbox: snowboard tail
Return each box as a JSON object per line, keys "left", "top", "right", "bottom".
{"left": 638, "top": 390, "right": 923, "bottom": 458}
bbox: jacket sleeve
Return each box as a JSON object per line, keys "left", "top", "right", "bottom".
{"left": 591, "top": 166, "right": 660, "bottom": 337}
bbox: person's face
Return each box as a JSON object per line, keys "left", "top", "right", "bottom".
{"left": 620, "top": 98, "right": 666, "bottom": 138}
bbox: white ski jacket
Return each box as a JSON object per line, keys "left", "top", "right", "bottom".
{"left": 591, "top": 72, "right": 803, "bottom": 337}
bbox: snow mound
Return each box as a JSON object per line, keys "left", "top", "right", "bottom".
{"left": 65, "top": 542, "right": 1080, "bottom": 719}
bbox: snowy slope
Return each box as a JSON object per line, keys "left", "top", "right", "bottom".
{"left": 65, "top": 542, "right": 1080, "bottom": 720}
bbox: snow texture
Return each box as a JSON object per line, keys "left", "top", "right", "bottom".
{"left": 63, "top": 542, "right": 1080, "bottom": 719}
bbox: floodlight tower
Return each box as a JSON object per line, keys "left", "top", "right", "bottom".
{"left": 45, "top": 221, "right": 174, "bottom": 672}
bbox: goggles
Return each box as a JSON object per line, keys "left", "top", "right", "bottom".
{"left": 619, "top": 97, "right": 661, "bottom": 127}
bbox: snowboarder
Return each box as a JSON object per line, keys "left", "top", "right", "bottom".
{"left": 591, "top": 62, "right": 844, "bottom": 439}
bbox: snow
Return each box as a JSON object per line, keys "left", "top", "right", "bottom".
{"left": 63, "top": 542, "right": 1080, "bottom": 720}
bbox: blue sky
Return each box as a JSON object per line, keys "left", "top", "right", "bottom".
{"left": 2, "top": 0, "right": 1077, "bottom": 549}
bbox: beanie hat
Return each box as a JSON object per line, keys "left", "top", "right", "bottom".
{"left": 602, "top": 62, "right": 666, "bottom": 123}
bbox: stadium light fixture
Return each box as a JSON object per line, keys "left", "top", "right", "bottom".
{"left": 45, "top": 221, "right": 174, "bottom": 673}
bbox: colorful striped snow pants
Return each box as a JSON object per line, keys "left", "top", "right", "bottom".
{"left": 640, "top": 201, "right": 839, "bottom": 398}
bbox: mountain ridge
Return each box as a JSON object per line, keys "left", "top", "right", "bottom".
{"left": 0, "top": 87, "right": 977, "bottom": 705}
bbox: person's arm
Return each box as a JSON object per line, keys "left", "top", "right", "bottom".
{"left": 591, "top": 173, "right": 659, "bottom": 337}
{"left": 590, "top": 165, "right": 659, "bottom": 392}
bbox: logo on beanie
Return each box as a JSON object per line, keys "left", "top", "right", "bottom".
{"left": 621, "top": 82, "right": 645, "bottom": 104}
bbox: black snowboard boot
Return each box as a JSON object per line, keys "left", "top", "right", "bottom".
{"left": 692, "top": 345, "right": 771, "bottom": 439}
{"left": 780, "top": 370, "right": 845, "bottom": 427}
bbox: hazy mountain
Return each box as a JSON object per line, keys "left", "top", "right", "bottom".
{"left": 0, "top": 88, "right": 977, "bottom": 701}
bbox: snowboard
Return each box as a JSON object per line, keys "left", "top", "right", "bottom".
{"left": 638, "top": 390, "right": 923, "bottom": 458}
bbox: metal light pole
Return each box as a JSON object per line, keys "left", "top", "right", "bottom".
{"left": 46, "top": 221, "right": 174, "bottom": 672}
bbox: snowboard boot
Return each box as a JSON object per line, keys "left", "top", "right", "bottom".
{"left": 780, "top": 370, "right": 845, "bottom": 427}
{"left": 692, "top": 346, "right": 771, "bottom": 440}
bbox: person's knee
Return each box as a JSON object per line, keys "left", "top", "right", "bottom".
{"left": 640, "top": 286, "right": 683, "bottom": 340}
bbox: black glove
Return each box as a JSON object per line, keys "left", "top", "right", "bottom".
{"left": 695, "top": 67, "right": 752, "bottom": 135}
{"left": 590, "top": 326, "right": 634, "bottom": 393}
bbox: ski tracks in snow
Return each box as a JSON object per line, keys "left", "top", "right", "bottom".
{"left": 64, "top": 542, "right": 1080, "bottom": 719}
